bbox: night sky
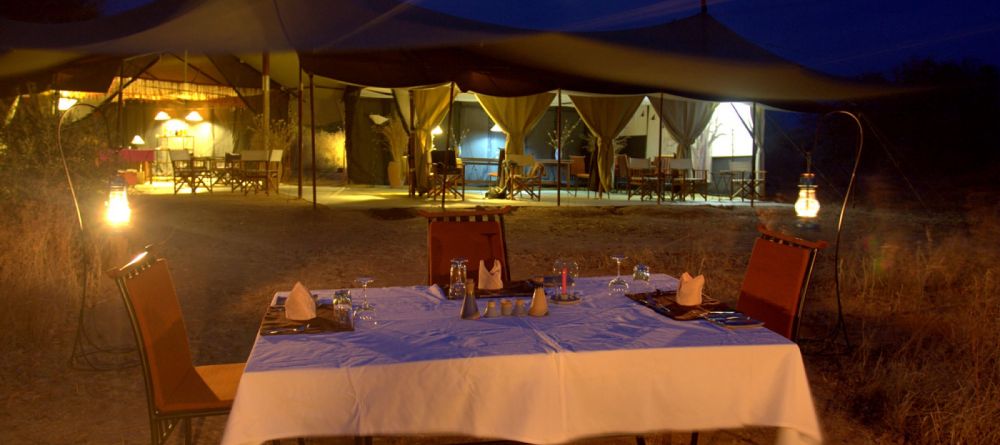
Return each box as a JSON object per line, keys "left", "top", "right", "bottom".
{"left": 100, "top": 0, "right": 1000, "bottom": 77}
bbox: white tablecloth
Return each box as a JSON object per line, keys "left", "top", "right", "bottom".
{"left": 222, "top": 275, "right": 821, "bottom": 445}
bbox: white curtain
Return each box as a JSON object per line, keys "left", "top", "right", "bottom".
{"left": 648, "top": 96, "right": 717, "bottom": 161}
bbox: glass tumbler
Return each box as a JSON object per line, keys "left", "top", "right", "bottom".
{"left": 449, "top": 257, "right": 468, "bottom": 299}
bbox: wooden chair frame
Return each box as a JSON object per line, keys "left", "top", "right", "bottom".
{"left": 169, "top": 150, "right": 212, "bottom": 194}
{"left": 737, "top": 226, "right": 828, "bottom": 341}
{"left": 108, "top": 249, "right": 243, "bottom": 445}
{"left": 416, "top": 206, "right": 513, "bottom": 289}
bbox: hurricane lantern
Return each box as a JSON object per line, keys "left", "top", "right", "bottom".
{"left": 794, "top": 172, "right": 819, "bottom": 218}
{"left": 106, "top": 177, "right": 131, "bottom": 227}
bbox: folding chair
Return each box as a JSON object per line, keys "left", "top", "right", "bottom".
{"left": 428, "top": 150, "right": 465, "bottom": 200}
{"left": 108, "top": 249, "right": 244, "bottom": 445}
{"left": 736, "top": 226, "right": 828, "bottom": 340}
{"left": 416, "top": 206, "right": 513, "bottom": 289}
{"left": 568, "top": 155, "right": 590, "bottom": 197}
{"left": 169, "top": 150, "right": 211, "bottom": 194}
{"left": 511, "top": 162, "right": 544, "bottom": 201}
{"left": 625, "top": 157, "right": 656, "bottom": 201}
{"left": 237, "top": 150, "right": 269, "bottom": 195}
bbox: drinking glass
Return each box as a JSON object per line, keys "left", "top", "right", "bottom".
{"left": 354, "top": 276, "right": 377, "bottom": 328}
{"left": 608, "top": 254, "right": 629, "bottom": 296}
{"left": 632, "top": 263, "right": 652, "bottom": 293}
{"left": 449, "top": 257, "right": 468, "bottom": 300}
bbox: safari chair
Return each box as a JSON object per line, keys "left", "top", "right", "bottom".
{"left": 728, "top": 160, "right": 766, "bottom": 201}
{"left": 486, "top": 149, "right": 505, "bottom": 188}
{"left": 417, "top": 206, "right": 513, "bottom": 289}
{"left": 736, "top": 226, "right": 828, "bottom": 340}
{"left": 613, "top": 154, "right": 629, "bottom": 193}
{"left": 265, "top": 149, "right": 284, "bottom": 194}
{"left": 428, "top": 150, "right": 465, "bottom": 200}
{"left": 213, "top": 152, "right": 241, "bottom": 188}
{"left": 108, "top": 249, "right": 244, "bottom": 445}
{"left": 667, "top": 158, "right": 708, "bottom": 201}
{"left": 625, "top": 157, "right": 656, "bottom": 201}
{"left": 169, "top": 150, "right": 211, "bottom": 194}
{"left": 511, "top": 161, "right": 545, "bottom": 201}
{"left": 237, "top": 150, "right": 269, "bottom": 195}
{"left": 569, "top": 155, "right": 591, "bottom": 197}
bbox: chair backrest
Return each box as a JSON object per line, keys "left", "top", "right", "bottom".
{"left": 627, "top": 157, "right": 651, "bottom": 171}
{"left": 108, "top": 251, "right": 196, "bottom": 413}
{"left": 614, "top": 154, "right": 629, "bottom": 178}
{"left": 670, "top": 158, "right": 693, "bottom": 171}
{"left": 507, "top": 154, "right": 535, "bottom": 175}
{"left": 431, "top": 150, "right": 457, "bottom": 167}
{"left": 168, "top": 149, "right": 191, "bottom": 162}
{"left": 654, "top": 156, "right": 671, "bottom": 173}
{"left": 729, "top": 159, "right": 751, "bottom": 172}
{"left": 569, "top": 155, "right": 586, "bottom": 175}
{"left": 417, "top": 206, "right": 513, "bottom": 288}
{"left": 241, "top": 150, "right": 268, "bottom": 162}
{"left": 268, "top": 149, "right": 284, "bottom": 163}
{"left": 736, "top": 227, "right": 828, "bottom": 340}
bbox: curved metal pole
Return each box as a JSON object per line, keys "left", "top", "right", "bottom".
{"left": 57, "top": 103, "right": 113, "bottom": 231}
{"left": 814, "top": 110, "right": 864, "bottom": 352}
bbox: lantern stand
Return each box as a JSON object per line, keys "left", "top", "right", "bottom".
{"left": 798, "top": 110, "right": 864, "bottom": 354}
{"left": 58, "top": 103, "right": 137, "bottom": 371}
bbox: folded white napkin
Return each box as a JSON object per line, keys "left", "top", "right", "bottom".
{"left": 677, "top": 272, "right": 705, "bottom": 306}
{"left": 285, "top": 281, "right": 317, "bottom": 321}
{"left": 478, "top": 259, "right": 503, "bottom": 290}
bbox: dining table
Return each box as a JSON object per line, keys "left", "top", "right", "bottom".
{"left": 221, "top": 275, "right": 821, "bottom": 445}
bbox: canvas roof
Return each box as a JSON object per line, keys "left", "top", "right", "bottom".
{"left": 0, "top": 0, "right": 907, "bottom": 109}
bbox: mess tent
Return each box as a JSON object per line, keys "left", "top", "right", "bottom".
{"left": 0, "top": 0, "right": 902, "bottom": 201}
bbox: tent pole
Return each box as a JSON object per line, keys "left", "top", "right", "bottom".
{"left": 556, "top": 89, "right": 562, "bottom": 207}
{"left": 444, "top": 82, "right": 455, "bottom": 210}
{"left": 657, "top": 93, "right": 664, "bottom": 204}
{"left": 117, "top": 63, "right": 124, "bottom": 148}
{"left": 263, "top": 52, "right": 270, "bottom": 151}
{"left": 408, "top": 91, "right": 416, "bottom": 197}
{"left": 297, "top": 65, "right": 303, "bottom": 199}
{"left": 750, "top": 102, "right": 758, "bottom": 207}
{"left": 310, "top": 72, "right": 316, "bottom": 210}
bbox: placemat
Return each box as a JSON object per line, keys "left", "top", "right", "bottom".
{"left": 626, "top": 290, "right": 728, "bottom": 321}
{"left": 259, "top": 304, "right": 354, "bottom": 335}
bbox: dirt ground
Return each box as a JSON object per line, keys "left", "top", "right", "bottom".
{"left": 2, "top": 191, "right": 887, "bottom": 444}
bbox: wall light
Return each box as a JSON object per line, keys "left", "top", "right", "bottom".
{"left": 154, "top": 111, "right": 171, "bottom": 121}
{"left": 184, "top": 111, "right": 204, "bottom": 122}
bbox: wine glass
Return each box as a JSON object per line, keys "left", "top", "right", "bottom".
{"left": 354, "top": 276, "right": 377, "bottom": 328}
{"left": 608, "top": 254, "right": 629, "bottom": 296}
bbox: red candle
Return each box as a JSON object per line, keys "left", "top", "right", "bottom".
{"left": 561, "top": 267, "right": 568, "bottom": 295}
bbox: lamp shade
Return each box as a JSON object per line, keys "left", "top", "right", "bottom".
{"left": 130, "top": 135, "right": 145, "bottom": 145}
{"left": 490, "top": 123, "right": 503, "bottom": 132}
{"left": 154, "top": 111, "right": 171, "bottom": 121}
{"left": 431, "top": 126, "right": 443, "bottom": 136}
{"left": 794, "top": 173, "right": 820, "bottom": 218}
{"left": 184, "top": 111, "right": 204, "bottom": 122}
{"left": 57, "top": 97, "right": 78, "bottom": 111}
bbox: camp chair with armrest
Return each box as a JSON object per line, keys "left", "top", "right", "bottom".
{"left": 237, "top": 150, "right": 269, "bottom": 195}
{"left": 169, "top": 150, "right": 211, "bottom": 194}
{"left": 429, "top": 149, "right": 465, "bottom": 200}
{"left": 625, "top": 157, "right": 656, "bottom": 201}
{"left": 108, "top": 249, "right": 244, "bottom": 445}
{"left": 417, "top": 206, "right": 513, "bottom": 290}
{"left": 736, "top": 226, "right": 828, "bottom": 340}
{"left": 511, "top": 161, "right": 545, "bottom": 201}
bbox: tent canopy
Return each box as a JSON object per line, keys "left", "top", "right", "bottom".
{"left": 0, "top": 0, "right": 910, "bottom": 109}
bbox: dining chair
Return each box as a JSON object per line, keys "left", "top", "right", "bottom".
{"left": 429, "top": 149, "right": 465, "bottom": 200}
{"left": 237, "top": 150, "right": 269, "bottom": 195}
{"left": 511, "top": 162, "right": 544, "bottom": 201}
{"left": 266, "top": 149, "right": 284, "bottom": 194}
{"left": 417, "top": 206, "right": 513, "bottom": 289}
{"left": 169, "top": 150, "right": 211, "bottom": 194}
{"left": 737, "top": 226, "right": 828, "bottom": 340}
{"left": 108, "top": 248, "right": 244, "bottom": 445}
{"left": 613, "top": 153, "right": 629, "bottom": 193}
{"left": 625, "top": 157, "right": 655, "bottom": 201}
{"left": 568, "top": 155, "right": 591, "bottom": 197}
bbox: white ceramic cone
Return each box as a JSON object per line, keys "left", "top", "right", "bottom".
{"left": 529, "top": 287, "right": 548, "bottom": 316}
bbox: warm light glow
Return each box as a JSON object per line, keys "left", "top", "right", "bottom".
{"left": 106, "top": 183, "right": 131, "bottom": 227}
{"left": 184, "top": 111, "right": 204, "bottom": 122}
{"left": 794, "top": 173, "right": 820, "bottom": 218}
{"left": 154, "top": 111, "right": 171, "bottom": 121}
{"left": 130, "top": 135, "right": 145, "bottom": 145}
{"left": 431, "top": 126, "right": 443, "bottom": 136}
{"left": 490, "top": 123, "right": 503, "bottom": 132}
{"left": 163, "top": 119, "right": 188, "bottom": 136}
{"left": 57, "top": 97, "right": 78, "bottom": 111}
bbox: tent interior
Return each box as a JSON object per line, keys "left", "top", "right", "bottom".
{"left": 1, "top": 2, "right": 906, "bottom": 198}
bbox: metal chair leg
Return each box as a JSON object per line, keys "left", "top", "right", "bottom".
{"left": 690, "top": 431, "right": 699, "bottom": 444}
